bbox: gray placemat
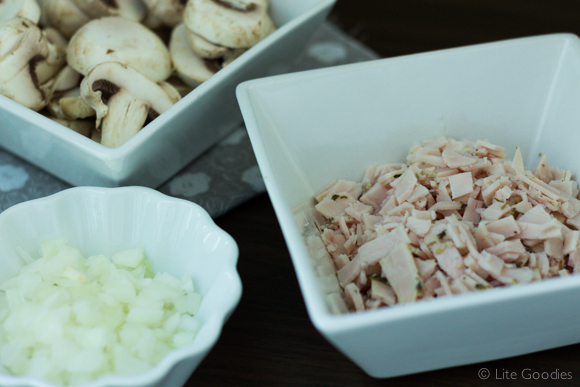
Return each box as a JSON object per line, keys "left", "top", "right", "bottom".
{"left": 0, "top": 23, "right": 379, "bottom": 218}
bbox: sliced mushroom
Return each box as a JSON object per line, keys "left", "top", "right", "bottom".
{"left": 142, "top": 0, "right": 185, "bottom": 28}
{"left": 0, "top": 0, "right": 41, "bottom": 24}
{"left": 0, "top": 17, "right": 63, "bottom": 110}
{"left": 67, "top": 16, "right": 172, "bottom": 82}
{"left": 80, "top": 62, "right": 179, "bottom": 148}
{"left": 47, "top": 87, "right": 94, "bottom": 120}
{"left": 52, "top": 65, "right": 82, "bottom": 92}
{"left": 35, "top": 29, "right": 67, "bottom": 85}
{"left": 183, "top": 0, "right": 275, "bottom": 49}
{"left": 158, "top": 81, "right": 182, "bottom": 103}
{"left": 39, "top": 0, "right": 91, "bottom": 37}
{"left": 163, "top": 75, "right": 193, "bottom": 98}
{"left": 50, "top": 117, "right": 94, "bottom": 137}
{"left": 69, "top": 0, "right": 146, "bottom": 22}
{"left": 184, "top": 27, "right": 228, "bottom": 59}
{"left": 221, "top": 48, "right": 246, "bottom": 67}
{"left": 169, "top": 24, "right": 218, "bottom": 89}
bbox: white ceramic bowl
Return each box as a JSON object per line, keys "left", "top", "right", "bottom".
{"left": 0, "top": 187, "right": 241, "bottom": 387}
{"left": 0, "top": 0, "right": 336, "bottom": 188}
{"left": 237, "top": 33, "right": 580, "bottom": 378}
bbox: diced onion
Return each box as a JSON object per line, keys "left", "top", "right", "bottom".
{"left": 0, "top": 240, "right": 202, "bottom": 386}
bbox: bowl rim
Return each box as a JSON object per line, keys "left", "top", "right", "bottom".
{"left": 236, "top": 32, "right": 580, "bottom": 335}
{"left": 0, "top": 186, "right": 242, "bottom": 387}
{"left": 0, "top": 0, "right": 337, "bottom": 163}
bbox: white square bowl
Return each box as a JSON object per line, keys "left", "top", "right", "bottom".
{"left": 0, "top": 0, "right": 336, "bottom": 188}
{"left": 236, "top": 33, "right": 580, "bottom": 378}
{"left": 0, "top": 187, "right": 241, "bottom": 387}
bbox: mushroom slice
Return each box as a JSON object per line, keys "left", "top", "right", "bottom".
{"left": 40, "top": 0, "right": 91, "bottom": 38}
{"left": 80, "top": 62, "right": 179, "bottom": 148}
{"left": 53, "top": 65, "right": 82, "bottom": 92}
{"left": 222, "top": 48, "right": 246, "bottom": 67}
{"left": 158, "top": 81, "right": 182, "bottom": 103}
{"left": 35, "top": 30, "right": 67, "bottom": 85}
{"left": 164, "top": 75, "right": 192, "bottom": 98}
{"left": 169, "top": 24, "right": 218, "bottom": 89}
{"left": 0, "top": 17, "right": 58, "bottom": 110}
{"left": 51, "top": 117, "right": 94, "bottom": 137}
{"left": 0, "top": 0, "right": 41, "bottom": 24}
{"left": 183, "top": 0, "right": 276, "bottom": 49}
{"left": 47, "top": 87, "right": 94, "bottom": 120}
{"left": 67, "top": 16, "right": 172, "bottom": 82}
{"left": 184, "top": 27, "right": 228, "bottom": 59}
{"left": 70, "top": 0, "right": 146, "bottom": 22}
{"left": 142, "top": 0, "right": 185, "bottom": 27}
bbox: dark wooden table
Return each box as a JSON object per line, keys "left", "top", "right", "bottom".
{"left": 191, "top": 1, "right": 580, "bottom": 386}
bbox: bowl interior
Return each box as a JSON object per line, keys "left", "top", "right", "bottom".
{"left": 0, "top": 187, "right": 241, "bottom": 386}
{"left": 239, "top": 33, "right": 580, "bottom": 318}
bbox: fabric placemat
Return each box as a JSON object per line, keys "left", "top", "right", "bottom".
{"left": 0, "top": 23, "right": 379, "bottom": 218}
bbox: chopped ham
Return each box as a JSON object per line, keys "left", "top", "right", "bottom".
{"left": 312, "top": 136, "right": 580, "bottom": 313}
{"left": 336, "top": 256, "right": 361, "bottom": 287}
{"left": 433, "top": 246, "right": 465, "bottom": 279}
{"left": 448, "top": 172, "right": 474, "bottom": 199}
{"left": 394, "top": 168, "right": 418, "bottom": 203}
{"left": 406, "top": 216, "right": 432, "bottom": 237}
{"left": 359, "top": 183, "right": 390, "bottom": 210}
{"left": 344, "top": 283, "right": 365, "bottom": 311}
{"left": 357, "top": 226, "right": 410, "bottom": 266}
{"left": 485, "top": 216, "right": 520, "bottom": 238}
{"left": 379, "top": 243, "right": 423, "bottom": 303}
{"left": 370, "top": 278, "right": 397, "bottom": 305}
{"left": 414, "top": 258, "right": 437, "bottom": 279}
{"left": 315, "top": 194, "right": 356, "bottom": 219}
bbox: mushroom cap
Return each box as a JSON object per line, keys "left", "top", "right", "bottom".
{"left": 70, "top": 0, "right": 146, "bottom": 21}
{"left": 169, "top": 24, "right": 217, "bottom": 89}
{"left": 40, "top": 0, "right": 91, "bottom": 38}
{"left": 183, "top": 0, "right": 276, "bottom": 49}
{"left": 0, "top": 17, "right": 57, "bottom": 110}
{"left": 142, "top": 0, "right": 185, "bottom": 27}
{"left": 184, "top": 26, "right": 228, "bottom": 59}
{"left": 67, "top": 16, "right": 172, "bottom": 82}
{"left": 80, "top": 61, "right": 177, "bottom": 129}
{"left": 0, "top": 0, "right": 41, "bottom": 24}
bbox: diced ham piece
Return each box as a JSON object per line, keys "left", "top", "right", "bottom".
{"left": 406, "top": 216, "right": 432, "bottom": 237}
{"left": 563, "top": 230, "right": 579, "bottom": 254}
{"left": 518, "top": 205, "right": 552, "bottom": 224}
{"left": 476, "top": 251, "right": 504, "bottom": 277}
{"left": 360, "top": 183, "right": 390, "bottom": 210}
{"left": 511, "top": 147, "right": 525, "bottom": 175}
{"left": 485, "top": 240, "right": 526, "bottom": 262}
{"left": 344, "top": 283, "right": 365, "bottom": 311}
{"left": 394, "top": 168, "right": 418, "bottom": 203}
{"left": 379, "top": 243, "right": 423, "bottom": 303}
{"left": 336, "top": 256, "right": 361, "bottom": 287}
{"left": 479, "top": 201, "right": 512, "bottom": 221}
{"left": 370, "top": 279, "right": 397, "bottom": 305}
{"left": 485, "top": 216, "right": 520, "bottom": 238}
{"left": 463, "top": 198, "right": 483, "bottom": 224}
{"left": 345, "top": 202, "right": 373, "bottom": 221}
{"left": 433, "top": 246, "right": 465, "bottom": 279}
{"left": 414, "top": 258, "right": 437, "bottom": 279}
{"left": 442, "top": 148, "right": 478, "bottom": 168}
{"left": 315, "top": 194, "right": 356, "bottom": 219}
{"left": 448, "top": 172, "right": 474, "bottom": 199}
{"left": 357, "top": 226, "right": 410, "bottom": 266}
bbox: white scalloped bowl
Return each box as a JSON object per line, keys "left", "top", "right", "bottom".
{"left": 0, "top": 187, "right": 241, "bottom": 387}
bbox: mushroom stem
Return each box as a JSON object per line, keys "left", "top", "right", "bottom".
{"left": 100, "top": 89, "right": 149, "bottom": 147}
